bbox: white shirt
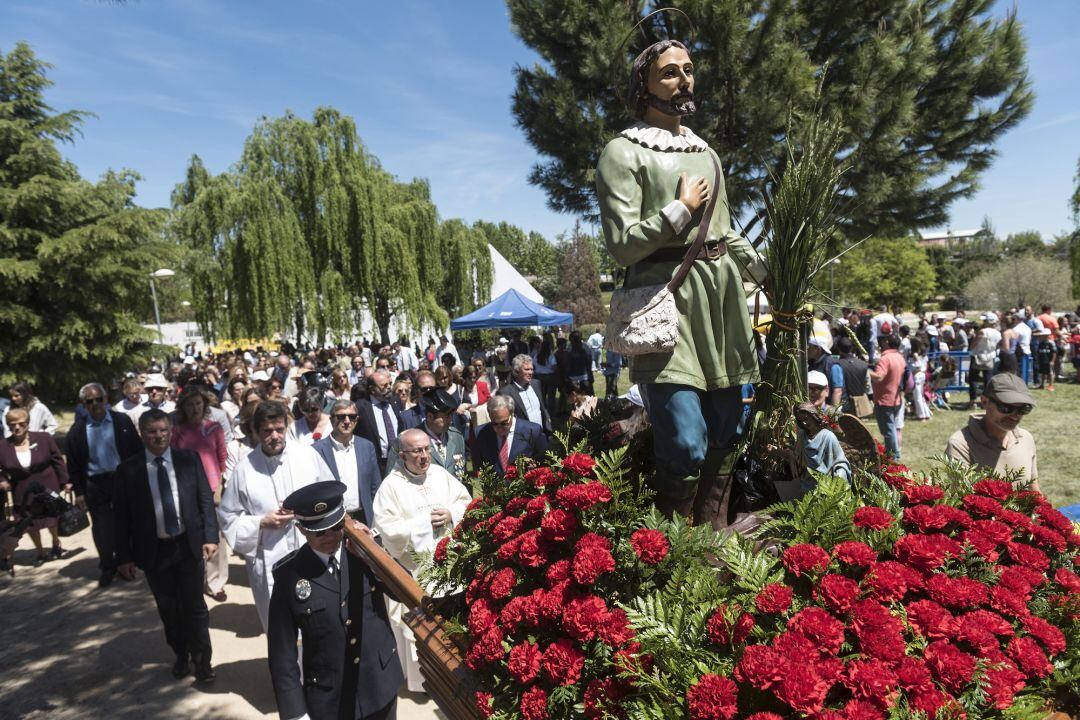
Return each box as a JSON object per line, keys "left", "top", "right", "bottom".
{"left": 146, "top": 449, "right": 184, "bottom": 539}
{"left": 435, "top": 342, "right": 459, "bottom": 365}
{"left": 310, "top": 543, "right": 343, "bottom": 575}
{"left": 514, "top": 382, "right": 543, "bottom": 426}
{"left": 130, "top": 399, "right": 176, "bottom": 432}
{"left": 1013, "top": 322, "right": 1032, "bottom": 355}
{"left": 370, "top": 400, "right": 398, "bottom": 457}
{"left": 330, "top": 435, "right": 360, "bottom": 512}
{"left": 587, "top": 332, "right": 604, "bottom": 350}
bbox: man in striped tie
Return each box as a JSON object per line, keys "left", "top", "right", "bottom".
{"left": 473, "top": 395, "right": 548, "bottom": 478}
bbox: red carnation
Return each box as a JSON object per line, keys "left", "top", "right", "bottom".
{"left": 501, "top": 595, "right": 535, "bottom": 632}
{"left": 984, "top": 661, "right": 1026, "bottom": 709}
{"left": 465, "top": 626, "right": 506, "bottom": 669}
{"left": 572, "top": 542, "right": 616, "bottom": 585}
{"left": 864, "top": 560, "right": 919, "bottom": 601}
{"left": 613, "top": 641, "right": 652, "bottom": 676}
{"left": 433, "top": 536, "right": 450, "bottom": 563}
{"left": 1022, "top": 615, "right": 1066, "bottom": 655}
{"left": 540, "top": 639, "right": 585, "bottom": 686}
{"left": 518, "top": 529, "right": 552, "bottom": 568}
{"left": 818, "top": 573, "right": 860, "bottom": 613}
{"left": 1029, "top": 524, "right": 1067, "bottom": 553}
{"left": 507, "top": 641, "right": 542, "bottom": 684}
{"left": 540, "top": 508, "right": 579, "bottom": 542}
{"left": 851, "top": 600, "right": 906, "bottom": 662}
{"left": 789, "top": 607, "right": 846, "bottom": 655}
{"left": 926, "top": 573, "right": 989, "bottom": 609}
{"left": 998, "top": 564, "right": 1046, "bottom": 596}
{"left": 503, "top": 464, "right": 519, "bottom": 480}
{"left": 904, "top": 484, "right": 945, "bottom": 504}
{"left": 908, "top": 687, "right": 951, "bottom": 717}
{"left": 894, "top": 533, "right": 962, "bottom": 572}
{"left": 598, "top": 607, "right": 636, "bottom": 646}
{"left": 532, "top": 586, "right": 565, "bottom": 623}
{"left": 520, "top": 685, "right": 549, "bottom": 720}
{"left": 853, "top": 506, "right": 894, "bottom": 530}
{"left": 475, "top": 691, "right": 494, "bottom": 719}
{"left": 1054, "top": 566, "right": 1080, "bottom": 592}
{"left": 843, "top": 658, "right": 898, "bottom": 704}
{"left": 505, "top": 496, "right": 529, "bottom": 513}
{"left": 686, "top": 674, "right": 739, "bottom": 720}
{"left": 1035, "top": 503, "right": 1074, "bottom": 534}
{"left": 584, "top": 678, "right": 627, "bottom": 719}
{"left": 706, "top": 606, "right": 755, "bottom": 646}
{"left": 562, "top": 593, "right": 608, "bottom": 641}
{"left": 998, "top": 508, "right": 1037, "bottom": 534}
{"left": 524, "top": 466, "right": 564, "bottom": 489}
{"left": 962, "top": 493, "right": 1004, "bottom": 518}
{"left": 735, "top": 644, "right": 784, "bottom": 690}
{"left": 487, "top": 567, "right": 517, "bottom": 600}
{"left": 1004, "top": 541, "right": 1050, "bottom": 571}
{"left": 546, "top": 559, "right": 571, "bottom": 585}
{"left": 775, "top": 663, "right": 833, "bottom": 714}
{"left": 555, "top": 482, "right": 612, "bottom": 510}
{"left": 925, "top": 640, "right": 977, "bottom": 692}
{"left": 936, "top": 505, "right": 973, "bottom": 529}
{"left": 745, "top": 714, "right": 785, "bottom": 720}
{"left": 468, "top": 598, "right": 499, "bottom": 637}
{"left": 834, "top": 540, "right": 878, "bottom": 566}
{"left": 497, "top": 535, "right": 523, "bottom": 562}
{"left": 492, "top": 514, "right": 525, "bottom": 543}
{"left": 783, "top": 543, "right": 831, "bottom": 577}
{"left": 988, "top": 585, "right": 1031, "bottom": 619}
{"left": 894, "top": 657, "right": 934, "bottom": 692}
{"left": 561, "top": 452, "right": 596, "bottom": 476}
{"left": 843, "top": 699, "right": 885, "bottom": 720}
{"left": 756, "top": 583, "right": 794, "bottom": 614}
{"left": 524, "top": 496, "right": 548, "bottom": 522}
{"left": 961, "top": 530, "right": 1001, "bottom": 562}
{"left": 903, "top": 504, "right": 952, "bottom": 532}
{"left": 630, "top": 528, "right": 670, "bottom": 565}
{"left": 970, "top": 519, "right": 1013, "bottom": 545}
{"left": 1006, "top": 635, "right": 1053, "bottom": 679}
{"left": 974, "top": 478, "right": 1014, "bottom": 499}
{"left": 906, "top": 599, "right": 957, "bottom": 640}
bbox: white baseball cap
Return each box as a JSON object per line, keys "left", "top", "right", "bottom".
{"left": 620, "top": 384, "right": 645, "bottom": 408}
{"left": 144, "top": 373, "right": 170, "bottom": 389}
{"left": 251, "top": 369, "right": 271, "bottom": 382}
{"left": 807, "top": 370, "right": 828, "bottom": 388}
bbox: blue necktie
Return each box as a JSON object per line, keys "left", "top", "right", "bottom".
{"left": 155, "top": 456, "right": 180, "bottom": 537}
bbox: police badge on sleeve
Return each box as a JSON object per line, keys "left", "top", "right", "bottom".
{"left": 295, "top": 579, "right": 312, "bottom": 601}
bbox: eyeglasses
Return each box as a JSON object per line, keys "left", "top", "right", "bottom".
{"left": 332, "top": 413, "right": 358, "bottom": 422}
{"left": 311, "top": 521, "right": 344, "bottom": 537}
{"left": 992, "top": 401, "right": 1033, "bottom": 416}
{"left": 402, "top": 447, "right": 432, "bottom": 456}
{"left": 84, "top": 397, "right": 105, "bottom": 405}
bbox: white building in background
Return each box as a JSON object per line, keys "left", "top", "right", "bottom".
{"left": 146, "top": 244, "right": 544, "bottom": 351}
{"left": 917, "top": 228, "right": 981, "bottom": 248}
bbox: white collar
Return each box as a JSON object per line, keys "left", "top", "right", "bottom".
{"left": 146, "top": 448, "right": 172, "bottom": 465}
{"left": 330, "top": 435, "right": 353, "bottom": 452}
{"left": 620, "top": 121, "right": 709, "bottom": 153}
{"left": 311, "top": 543, "right": 342, "bottom": 569}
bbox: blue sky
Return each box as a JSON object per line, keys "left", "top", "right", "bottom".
{"left": 2, "top": 0, "right": 1077, "bottom": 242}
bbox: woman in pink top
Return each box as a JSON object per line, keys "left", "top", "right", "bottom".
{"left": 171, "top": 385, "right": 229, "bottom": 602}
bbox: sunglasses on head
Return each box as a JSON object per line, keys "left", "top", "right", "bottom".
{"left": 992, "top": 400, "right": 1033, "bottom": 416}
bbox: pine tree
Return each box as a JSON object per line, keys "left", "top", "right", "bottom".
{"left": 509, "top": 0, "right": 1032, "bottom": 238}
{"left": 0, "top": 43, "right": 170, "bottom": 400}
{"left": 552, "top": 226, "right": 606, "bottom": 325}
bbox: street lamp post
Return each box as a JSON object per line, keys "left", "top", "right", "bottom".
{"left": 150, "top": 268, "right": 176, "bottom": 344}
{"left": 828, "top": 258, "right": 841, "bottom": 301}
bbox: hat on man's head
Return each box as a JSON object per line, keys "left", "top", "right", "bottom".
{"left": 183, "top": 356, "right": 196, "bottom": 366}
{"left": 620, "top": 384, "right": 645, "bottom": 408}
{"left": 983, "top": 373, "right": 1035, "bottom": 407}
{"left": 421, "top": 387, "right": 458, "bottom": 414}
{"left": 250, "top": 369, "right": 271, "bottom": 382}
{"left": 144, "top": 373, "right": 170, "bottom": 389}
{"left": 283, "top": 481, "right": 347, "bottom": 532}
{"left": 807, "top": 370, "right": 829, "bottom": 388}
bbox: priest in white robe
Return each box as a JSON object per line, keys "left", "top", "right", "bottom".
{"left": 373, "top": 428, "right": 471, "bottom": 693}
{"left": 218, "top": 402, "right": 334, "bottom": 632}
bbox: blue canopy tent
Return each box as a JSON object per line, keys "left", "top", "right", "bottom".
{"left": 450, "top": 289, "right": 573, "bottom": 330}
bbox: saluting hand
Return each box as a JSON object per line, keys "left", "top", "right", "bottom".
{"left": 260, "top": 507, "right": 294, "bottom": 529}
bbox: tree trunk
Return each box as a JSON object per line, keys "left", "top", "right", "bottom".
{"left": 374, "top": 297, "right": 391, "bottom": 346}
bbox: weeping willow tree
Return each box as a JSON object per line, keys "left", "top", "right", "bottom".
{"left": 437, "top": 219, "right": 494, "bottom": 320}
{"left": 171, "top": 107, "right": 490, "bottom": 344}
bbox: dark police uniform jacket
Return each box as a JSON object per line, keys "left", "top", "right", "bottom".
{"left": 268, "top": 543, "right": 403, "bottom": 720}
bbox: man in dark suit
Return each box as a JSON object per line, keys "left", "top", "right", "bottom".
{"left": 313, "top": 400, "right": 383, "bottom": 525}
{"left": 353, "top": 370, "right": 403, "bottom": 476}
{"left": 397, "top": 370, "right": 437, "bottom": 431}
{"left": 496, "top": 354, "right": 552, "bottom": 434}
{"left": 268, "top": 481, "right": 402, "bottom": 720}
{"left": 67, "top": 382, "right": 144, "bottom": 587}
{"left": 387, "top": 389, "right": 467, "bottom": 480}
{"left": 473, "top": 395, "right": 548, "bottom": 477}
{"left": 113, "top": 409, "right": 219, "bottom": 682}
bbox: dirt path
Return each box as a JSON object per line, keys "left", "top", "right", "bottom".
{"left": 0, "top": 526, "right": 443, "bottom": 720}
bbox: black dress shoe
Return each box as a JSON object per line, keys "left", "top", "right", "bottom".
{"left": 172, "top": 655, "right": 192, "bottom": 679}
{"left": 98, "top": 572, "right": 114, "bottom": 588}
{"left": 194, "top": 662, "right": 216, "bottom": 683}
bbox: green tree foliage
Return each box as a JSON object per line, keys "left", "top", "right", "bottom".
{"left": 1003, "top": 229, "right": 1047, "bottom": 257}
{"left": 551, "top": 226, "right": 606, "bottom": 325}
{"left": 834, "top": 236, "right": 936, "bottom": 309}
{"left": 509, "top": 0, "right": 1032, "bottom": 238}
{"left": 172, "top": 109, "right": 489, "bottom": 344}
{"left": 473, "top": 220, "right": 558, "bottom": 278}
{"left": 0, "top": 43, "right": 171, "bottom": 400}
{"left": 963, "top": 255, "right": 1072, "bottom": 311}
{"left": 437, "top": 219, "right": 493, "bottom": 319}
{"left": 1070, "top": 158, "right": 1080, "bottom": 299}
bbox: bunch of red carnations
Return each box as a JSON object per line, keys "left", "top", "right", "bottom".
{"left": 426, "top": 450, "right": 688, "bottom": 720}
{"left": 635, "top": 468, "right": 1079, "bottom": 720}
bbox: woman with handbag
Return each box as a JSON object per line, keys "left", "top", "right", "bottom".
{"left": 0, "top": 406, "right": 70, "bottom": 570}
{"left": 170, "top": 385, "right": 229, "bottom": 602}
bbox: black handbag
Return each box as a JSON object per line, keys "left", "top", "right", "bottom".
{"left": 728, "top": 451, "right": 781, "bottom": 521}
{"left": 58, "top": 491, "right": 90, "bottom": 537}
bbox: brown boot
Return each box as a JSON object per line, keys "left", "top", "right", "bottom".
{"left": 692, "top": 472, "right": 733, "bottom": 531}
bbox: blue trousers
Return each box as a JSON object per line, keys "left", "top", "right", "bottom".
{"left": 643, "top": 383, "right": 743, "bottom": 499}
{"left": 874, "top": 403, "right": 902, "bottom": 460}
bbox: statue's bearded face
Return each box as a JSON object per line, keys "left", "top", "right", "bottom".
{"left": 646, "top": 46, "right": 696, "bottom": 117}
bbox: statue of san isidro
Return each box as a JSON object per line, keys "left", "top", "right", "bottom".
{"left": 596, "top": 39, "right": 766, "bottom": 525}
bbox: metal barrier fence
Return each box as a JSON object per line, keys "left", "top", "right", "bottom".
{"left": 924, "top": 350, "right": 1034, "bottom": 395}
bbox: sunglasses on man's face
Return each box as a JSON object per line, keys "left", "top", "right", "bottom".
{"left": 312, "top": 521, "right": 344, "bottom": 537}
{"left": 84, "top": 397, "right": 105, "bottom": 405}
{"left": 332, "top": 413, "right": 358, "bottom": 422}
{"left": 992, "top": 401, "right": 1033, "bottom": 416}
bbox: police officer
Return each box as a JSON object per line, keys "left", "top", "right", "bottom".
{"left": 386, "top": 388, "right": 467, "bottom": 480}
{"left": 268, "top": 481, "right": 403, "bottom": 720}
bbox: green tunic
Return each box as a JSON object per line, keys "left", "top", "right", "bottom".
{"left": 597, "top": 127, "right": 763, "bottom": 391}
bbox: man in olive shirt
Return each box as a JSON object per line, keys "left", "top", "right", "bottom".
{"left": 945, "top": 373, "right": 1039, "bottom": 491}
